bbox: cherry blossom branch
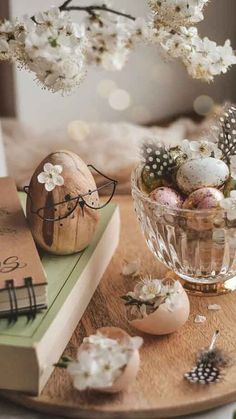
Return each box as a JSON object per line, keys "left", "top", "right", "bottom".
{"left": 59, "top": 1, "right": 136, "bottom": 21}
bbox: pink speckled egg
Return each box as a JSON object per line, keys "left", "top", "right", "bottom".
{"left": 183, "top": 187, "right": 224, "bottom": 210}
{"left": 149, "top": 187, "right": 184, "bottom": 209}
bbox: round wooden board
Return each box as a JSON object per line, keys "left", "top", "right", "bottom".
{"left": 2, "top": 195, "right": 236, "bottom": 418}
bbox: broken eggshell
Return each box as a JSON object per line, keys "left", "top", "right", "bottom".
{"left": 77, "top": 327, "right": 142, "bottom": 393}
{"left": 125, "top": 280, "right": 190, "bottom": 335}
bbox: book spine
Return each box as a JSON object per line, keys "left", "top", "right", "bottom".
{"left": 1, "top": 277, "right": 47, "bottom": 321}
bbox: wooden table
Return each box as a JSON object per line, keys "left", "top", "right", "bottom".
{"left": 2, "top": 196, "right": 236, "bottom": 418}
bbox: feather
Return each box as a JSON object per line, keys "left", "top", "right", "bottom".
{"left": 140, "top": 138, "right": 175, "bottom": 180}
{"left": 218, "top": 104, "right": 236, "bottom": 163}
{"left": 184, "top": 330, "right": 230, "bottom": 385}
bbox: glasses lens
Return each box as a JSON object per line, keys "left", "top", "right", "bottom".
{"left": 37, "top": 198, "right": 78, "bottom": 221}
{"left": 83, "top": 181, "right": 116, "bottom": 210}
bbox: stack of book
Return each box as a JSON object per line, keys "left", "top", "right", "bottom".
{"left": 0, "top": 179, "right": 120, "bottom": 395}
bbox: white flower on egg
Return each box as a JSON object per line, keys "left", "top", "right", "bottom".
{"left": 37, "top": 163, "right": 64, "bottom": 191}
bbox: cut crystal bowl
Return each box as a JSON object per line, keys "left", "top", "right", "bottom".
{"left": 131, "top": 166, "right": 236, "bottom": 295}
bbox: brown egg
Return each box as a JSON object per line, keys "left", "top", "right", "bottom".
{"left": 78, "top": 327, "right": 142, "bottom": 393}
{"left": 26, "top": 150, "right": 100, "bottom": 255}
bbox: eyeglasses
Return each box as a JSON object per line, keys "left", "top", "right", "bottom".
{"left": 24, "top": 165, "right": 118, "bottom": 222}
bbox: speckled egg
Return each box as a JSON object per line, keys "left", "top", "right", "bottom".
{"left": 176, "top": 158, "right": 229, "bottom": 195}
{"left": 149, "top": 187, "right": 184, "bottom": 208}
{"left": 183, "top": 188, "right": 224, "bottom": 210}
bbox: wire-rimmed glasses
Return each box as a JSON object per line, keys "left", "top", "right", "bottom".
{"left": 25, "top": 165, "right": 117, "bottom": 222}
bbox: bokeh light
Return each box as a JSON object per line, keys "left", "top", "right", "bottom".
{"left": 193, "top": 95, "right": 215, "bottom": 116}
{"left": 97, "top": 79, "right": 117, "bottom": 98}
{"left": 109, "top": 89, "right": 131, "bottom": 111}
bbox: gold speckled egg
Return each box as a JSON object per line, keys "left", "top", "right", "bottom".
{"left": 26, "top": 150, "right": 100, "bottom": 255}
{"left": 176, "top": 158, "right": 229, "bottom": 195}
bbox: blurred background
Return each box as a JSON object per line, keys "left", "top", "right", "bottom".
{"left": 0, "top": 0, "right": 236, "bottom": 132}
{"left": 0, "top": 0, "right": 236, "bottom": 189}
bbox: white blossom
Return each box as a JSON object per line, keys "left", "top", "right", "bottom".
{"left": 126, "top": 278, "right": 183, "bottom": 314}
{"left": 220, "top": 191, "right": 236, "bottom": 221}
{"left": 37, "top": 163, "right": 64, "bottom": 191}
{"left": 2, "top": 7, "right": 87, "bottom": 93}
{"left": 0, "top": 1, "right": 235, "bottom": 92}
{"left": 155, "top": 24, "right": 236, "bottom": 82}
{"left": 128, "top": 278, "right": 162, "bottom": 301}
{"left": 180, "top": 139, "right": 194, "bottom": 159}
{"left": 67, "top": 331, "right": 143, "bottom": 391}
{"left": 0, "top": 20, "right": 15, "bottom": 59}
{"left": 149, "top": 0, "right": 209, "bottom": 28}
{"left": 84, "top": 8, "right": 152, "bottom": 71}
{"left": 230, "top": 155, "right": 236, "bottom": 179}
{"left": 180, "top": 139, "right": 222, "bottom": 159}
{"left": 161, "top": 280, "right": 182, "bottom": 311}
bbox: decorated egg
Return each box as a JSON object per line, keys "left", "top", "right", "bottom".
{"left": 149, "top": 187, "right": 184, "bottom": 208}
{"left": 183, "top": 188, "right": 224, "bottom": 210}
{"left": 176, "top": 157, "right": 229, "bottom": 195}
{"left": 26, "top": 150, "right": 100, "bottom": 255}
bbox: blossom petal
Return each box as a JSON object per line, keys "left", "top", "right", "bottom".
{"left": 43, "top": 162, "right": 54, "bottom": 173}
{"left": 53, "top": 175, "right": 64, "bottom": 186}
{"left": 45, "top": 180, "right": 55, "bottom": 191}
{"left": 37, "top": 172, "right": 48, "bottom": 184}
{"left": 53, "top": 164, "right": 63, "bottom": 174}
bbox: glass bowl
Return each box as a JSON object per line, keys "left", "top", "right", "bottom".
{"left": 131, "top": 166, "right": 236, "bottom": 295}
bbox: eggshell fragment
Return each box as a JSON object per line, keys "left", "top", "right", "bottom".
{"left": 183, "top": 188, "right": 224, "bottom": 210}
{"left": 176, "top": 158, "right": 229, "bottom": 195}
{"left": 79, "top": 327, "right": 142, "bottom": 393}
{"left": 149, "top": 187, "right": 184, "bottom": 209}
{"left": 130, "top": 284, "right": 190, "bottom": 335}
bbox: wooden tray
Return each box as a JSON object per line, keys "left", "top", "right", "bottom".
{"left": 2, "top": 195, "right": 236, "bottom": 418}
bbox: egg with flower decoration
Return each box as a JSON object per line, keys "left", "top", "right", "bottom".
{"left": 26, "top": 150, "right": 100, "bottom": 255}
{"left": 122, "top": 278, "right": 190, "bottom": 335}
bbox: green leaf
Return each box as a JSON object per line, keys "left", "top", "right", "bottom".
{"left": 54, "top": 355, "right": 74, "bottom": 369}
{"left": 120, "top": 295, "right": 132, "bottom": 301}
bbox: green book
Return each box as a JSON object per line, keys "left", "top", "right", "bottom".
{"left": 0, "top": 194, "right": 120, "bottom": 395}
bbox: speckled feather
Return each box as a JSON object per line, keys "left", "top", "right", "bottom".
{"left": 140, "top": 139, "right": 175, "bottom": 180}
{"left": 218, "top": 104, "right": 236, "bottom": 163}
{"left": 185, "top": 331, "right": 230, "bottom": 385}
